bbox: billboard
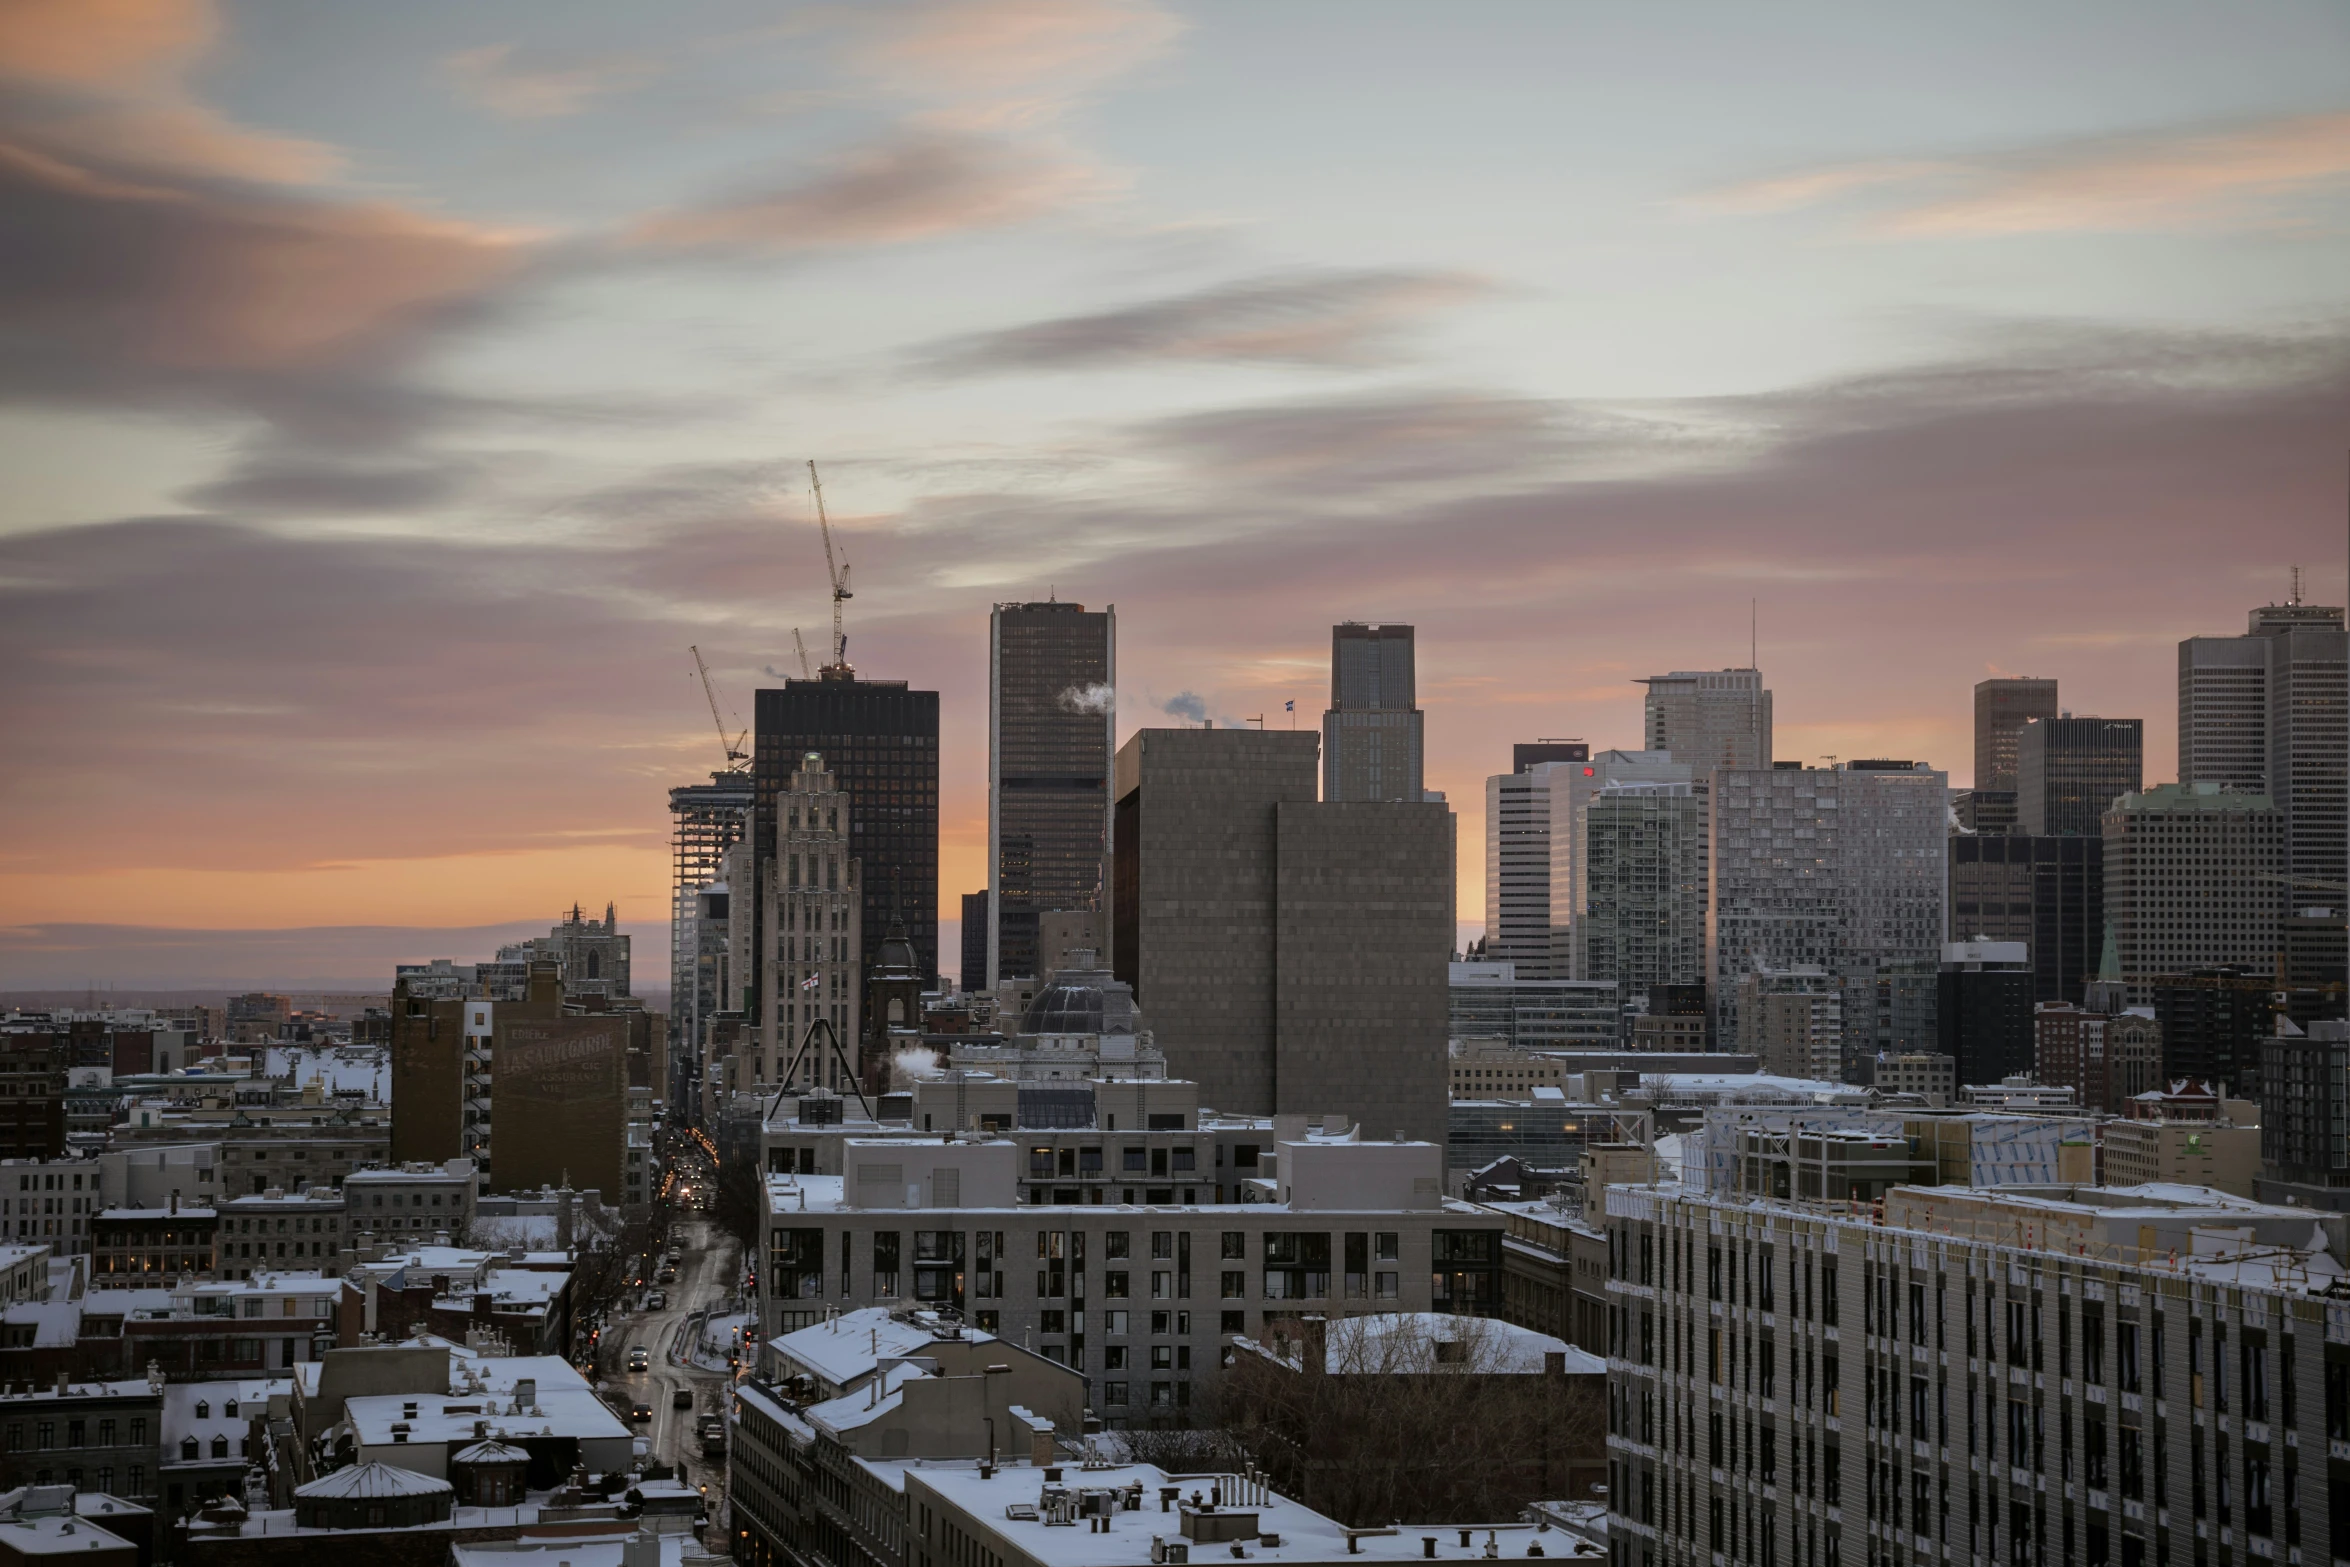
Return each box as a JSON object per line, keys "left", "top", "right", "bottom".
{"left": 495, "top": 1015, "right": 627, "bottom": 1201}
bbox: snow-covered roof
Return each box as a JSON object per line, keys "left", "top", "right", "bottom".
{"left": 162, "top": 1379, "right": 286, "bottom": 1459}
{"left": 767, "top": 1306, "right": 989, "bottom": 1392}
{"left": 450, "top": 1440, "right": 530, "bottom": 1465}
{"left": 295, "top": 1463, "right": 452, "bottom": 1500}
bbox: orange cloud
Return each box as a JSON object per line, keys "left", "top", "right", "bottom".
{"left": 0, "top": 0, "right": 211, "bottom": 90}
{"left": 627, "top": 129, "right": 1114, "bottom": 251}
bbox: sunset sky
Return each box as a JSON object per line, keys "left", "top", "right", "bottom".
{"left": 3, "top": 0, "right": 2348, "bottom": 990}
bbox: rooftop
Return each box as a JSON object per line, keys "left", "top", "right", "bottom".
{"left": 903, "top": 1460, "right": 1602, "bottom": 1563}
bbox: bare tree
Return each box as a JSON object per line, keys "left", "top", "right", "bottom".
{"left": 1216, "top": 1314, "right": 1606, "bottom": 1527}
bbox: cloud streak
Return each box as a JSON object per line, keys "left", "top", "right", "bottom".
{"left": 444, "top": 42, "right": 662, "bottom": 120}
{"left": 917, "top": 269, "right": 1491, "bottom": 375}
{"left": 1695, "top": 111, "right": 2350, "bottom": 235}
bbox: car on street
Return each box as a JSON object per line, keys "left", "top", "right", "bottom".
{"left": 627, "top": 1346, "right": 649, "bottom": 1371}
{"left": 673, "top": 1388, "right": 694, "bottom": 1409}
{"left": 629, "top": 1400, "right": 652, "bottom": 1422}
{"left": 647, "top": 1289, "right": 668, "bottom": 1309}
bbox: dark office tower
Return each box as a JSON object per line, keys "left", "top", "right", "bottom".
{"left": 1946, "top": 835, "right": 2102, "bottom": 1005}
{"left": 1113, "top": 728, "right": 1451, "bottom": 1144}
{"left": 1973, "top": 677, "right": 2058, "bottom": 795}
{"left": 959, "top": 891, "right": 989, "bottom": 994}
{"left": 2015, "top": 715, "right": 2142, "bottom": 837}
{"left": 1512, "top": 740, "right": 1589, "bottom": 773}
{"left": 1936, "top": 939, "right": 2034, "bottom": 1085}
{"left": 754, "top": 673, "right": 940, "bottom": 987}
{"left": 1323, "top": 622, "right": 1424, "bottom": 802}
{"left": 988, "top": 601, "right": 1115, "bottom": 987}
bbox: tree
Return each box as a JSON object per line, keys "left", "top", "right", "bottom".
{"left": 1216, "top": 1314, "right": 1606, "bottom": 1526}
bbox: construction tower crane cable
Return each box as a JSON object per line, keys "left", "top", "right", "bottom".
{"left": 808, "top": 459, "right": 851, "bottom": 670}
{"left": 689, "top": 645, "right": 748, "bottom": 769}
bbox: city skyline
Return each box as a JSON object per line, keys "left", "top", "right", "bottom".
{"left": 2, "top": 0, "right": 2347, "bottom": 984}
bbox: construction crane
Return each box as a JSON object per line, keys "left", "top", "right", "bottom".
{"left": 689, "top": 645, "right": 748, "bottom": 770}
{"left": 808, "top": 459, "right": 851, "bottom": 670}
{"left": 791, "top": 628, "right": 814, "bottom": 679}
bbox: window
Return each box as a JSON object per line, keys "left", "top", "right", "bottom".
{"left": 1106, "top": 1310, "right": 1128, "bottom": 1335}
{"left": 1105, "top": 1271, "right": 1130, "bottom": 1298}
{"left": 1221, "top": 1232, "right": 1246, "bottom": 1260}
{"left": 1105, "top": 1231, "right": 1130, "bottom": 1259}
{"left": 1104, "top": 1382, "right": 1128, "bottom": 1405}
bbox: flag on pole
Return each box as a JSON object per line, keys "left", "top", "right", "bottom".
{"left": 801, "top": 973, "right": 820, "bottom": 992}
{"left": 1284, "top": 700, "right": 1294, "bottom": 712}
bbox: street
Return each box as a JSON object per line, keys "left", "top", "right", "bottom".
{"left": 604, "top": 1213, "right": 744, "bottom": 1493}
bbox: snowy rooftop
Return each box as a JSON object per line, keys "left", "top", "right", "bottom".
{"left": 343, "top": 1353, "right": 628, "bottom": 1448}
{"left": 767, "top": 1306, "right": 990, "bottom": 1392}
{"left": 296, "top": 1462, "right": 451, "bottom": 1500}
{"left": 452, "top": 1532, "right": 700, "bottom": 1567}
{"left": 902, "top": 1460, "right": 1603, "bottom": 1563}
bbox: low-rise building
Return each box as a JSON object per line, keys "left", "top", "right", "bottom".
{"left": 0, "top": 1376, "right": 163, "bottom": 1507}
{"left": 2099, "top": 1080, "right": 2261, "bottom": 1195}
{"left": 90, "top": 1208, "right": 216, "bottom": 1285}
{"left": 216, "top": 1190, "right": 345, "bottom": 1281}
{"left": 339, "top": 1162, "right": 477, "bottom": 1241}
{"left": 1869, "top": 1051, "right": 1955, "bottom": 1104}
{"left": 0, "top": 1164, "right": 101, "bottom": 1256}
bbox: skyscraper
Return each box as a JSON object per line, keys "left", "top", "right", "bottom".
{"left": 988, "top": 601, "right": 1115, "bottom": 987}
{"left": 1322, "top": 622, "right": 1424, "bottom": 802}
{"left": 1482, "top": 748, "right": 1686, "bottom": 981}
{"left": 761, "top": 750, "right": 861, "bottom": 1091}
{"left": 2181, "top": 597, "right": 2347, "bottom": 988}
{"left": 669, "top": 770, "right": 755, "bottom": 1087}
{"left": 1112, "top": 728, "right": 1451, "bottom": 1143}
{"left": 1639, "top": 667, "right": 1772, "bottom": 775}
{"left": 754, "top": 672, "right": 939, "bottom": 989}
{"left": 2103, "top": 782, "right": 2283, "bottom": 1007}
{"left": 1709, "top": 761, "right": 1947, "bottom": 1070}
{"left": 1972, "top": 676, "right": 2058, "bottom": 793}
{"left": 1946, "top": 833, "right": 2102, "bottom": 1004}
{"left": 2015, "top": 714, "right": 2142, "bottom": 837}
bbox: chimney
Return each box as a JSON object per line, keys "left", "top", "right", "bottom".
{"left": 1299, "top": 1315, "right": 1327, "bottom": 1373}
{"left": 169, "top": 1190, "right": 179, "bottom": 1215}
{"left": 1031, "top": 1422, "right": 1054, "bottom": 1467}
{"left": 514, "top": 1378, "right": 536, "bottom": 1408}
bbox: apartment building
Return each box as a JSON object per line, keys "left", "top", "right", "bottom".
{"left": 759, "top": 1110, "right": 1502, "bottom": 1419}
{"left": 1604, "top": 1178, "right": 2350, "bottom": 1567}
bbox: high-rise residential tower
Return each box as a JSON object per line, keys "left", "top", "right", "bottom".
{"left": 1579, "top": 779, "right": 1707, "bottom": 993}
{"left": 754, "top": 672, "right": 939, "bottom": 988}
{"left": 1322, "top": 622, "right": 1424, "bottom": 802}
{"left": 1639, "top": 667, "right": 1772, "bottom": 775}
{"left": 2180, "top": 596, "right": 2346, "bottom": 987}
{"left": 2015, "top": 714, "right": 2142, "bottom": 837}
{"left": 1971, "top": 676, "right": 2058, "bottom": 793}
{"left": 1113, "top": 728, "right": 1452, "bottom": 1144}
{"left": 987, "top": 601, "right": 1115, "bottom": 987}
{"left": 1709, "top": 760, "right": 1947, "bottom": 1071}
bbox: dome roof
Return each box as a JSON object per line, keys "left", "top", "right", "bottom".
{"left": 296, "top": 1463, "right": 453, "bottom": 1500}
{"left": 452, "top": 1440, "right": 531, "bottom": 1465}
{"left": 872, "top": 917, "right": 920, "bottom": 977}
{"left": 1022, "top": 983, "right": 1107, "bottom": 1036}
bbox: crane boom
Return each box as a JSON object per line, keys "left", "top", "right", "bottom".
{"left": 809, "top": 459, "right": 851, "bottom": 669}
{"left": 689, "top": 645, "right": 748, "bottom": 768}
{"left": 791, "top": 628, "right": 813, "bottom": 679}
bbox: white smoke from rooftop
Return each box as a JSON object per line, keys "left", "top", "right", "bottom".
{"left": 1058, "top": 683, "right": 1116, "bottom": 715}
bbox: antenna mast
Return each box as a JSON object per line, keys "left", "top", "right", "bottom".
{"left": 809, "top": 460, "right": 852, "bottom": 673}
